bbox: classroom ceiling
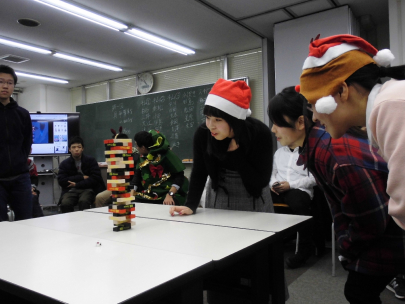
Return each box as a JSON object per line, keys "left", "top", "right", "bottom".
{"left": 0, "top": 0, "right": 388, "bottom": 89}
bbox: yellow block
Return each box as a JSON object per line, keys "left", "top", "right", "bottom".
{"left": 105, "top": 150, "right": 127, "bottom": 155}
{"left": 107, "top": 179, "right": 126, "bottom": 184}
{"left": 109, "top": 164, "right": 126, "bottom": 169}
{"left": 116, "top": 196, "right": 135, "bottom": 202}
{"left": 106, "top": 158, "right": 124, "bottom": 162}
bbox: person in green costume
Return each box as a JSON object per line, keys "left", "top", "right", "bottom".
{"left": 130, "top": 130, "right": 188, "bottom": 205}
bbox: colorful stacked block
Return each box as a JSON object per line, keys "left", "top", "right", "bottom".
{"left": 104, "top": 138, "right": 136, "bottom": 232}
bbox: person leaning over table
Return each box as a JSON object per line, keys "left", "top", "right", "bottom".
{"left": 269, "top": 86, "right": 405, "bottom": 304}
{"left": 130, "top": 129, "right": 188, "bottom": 205}
{"left": 170, "top": 78, "right": 274, "bottom": 216}
{"left": 298, "top": 34, "right": 405, "bottom": 231}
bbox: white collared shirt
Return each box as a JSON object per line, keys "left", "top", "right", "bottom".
{"left": 270, "top": 146, "right": 316, "bottom": 199}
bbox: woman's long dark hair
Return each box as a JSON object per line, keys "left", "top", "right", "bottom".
{"left": 203, "top": 105, "right": 246, "bottom": 160}
{"left": 342, "top": 62, "right": 405, "bottom": 139}
{"left": 345, "top": 63, "right": 405, "bottom": 90}
{"left": 268, "top": 86, "right": 313, "bottom": 129}
{"left": 268, "top": 86, "right": 315, "bottom": 164}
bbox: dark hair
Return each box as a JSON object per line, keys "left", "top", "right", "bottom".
{"left": 345, "top": 63, "right": 405, "bottom": 91}
{"left": 134, "top": 131, "right": 153, "bottom": 148}
{"left": 268, "top": 86, "right": 313, "bottom": 128}
{"left": 69, "top": 136, "right": 84, "bottom": 148}
{"left": 0, "top": 65, "right": 18, "bottom": 85}
{"left": 203, "top": 105, "right": 246, "bottom": 159}
{"left": 114, "top": 133, "right": 129, "bottom": 139}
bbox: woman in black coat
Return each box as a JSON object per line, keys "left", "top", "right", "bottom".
{"left": 170, "top": 78, "right": 274, "bottom": 215}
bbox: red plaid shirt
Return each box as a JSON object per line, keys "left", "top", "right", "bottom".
{"left": 298, "top": 125, "right": 405, "bottom": 275}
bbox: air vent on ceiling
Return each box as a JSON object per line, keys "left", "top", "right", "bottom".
{"left": 0, "top": 54, "right": 30, "bottom": 64}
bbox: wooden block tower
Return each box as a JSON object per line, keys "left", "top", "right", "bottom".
{"left": 104, "top": 138, "right": 136, "bottom": 231}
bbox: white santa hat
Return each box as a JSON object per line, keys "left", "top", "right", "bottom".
{"left": 299, "top": 34, "right": 395, "bottom": 114}
{"left": 205, "top": 78, "right": 252, "bottom": 119}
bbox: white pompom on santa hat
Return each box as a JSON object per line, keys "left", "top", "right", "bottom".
{"left": 205, "top": 78, "right": 252, "bottom": 119}
{"left": 299, "top": 34, "right": 395, "bottom": 114}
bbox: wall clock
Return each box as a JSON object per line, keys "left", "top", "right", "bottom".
{"left": 138, "top": 72, "right": 154, "bottom": 94}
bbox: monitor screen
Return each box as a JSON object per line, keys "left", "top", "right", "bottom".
{"left": 30, "top": 113, "right": 80, "bottom": 155}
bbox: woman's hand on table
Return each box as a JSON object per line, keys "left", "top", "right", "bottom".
{"left": 169, "top": 206, "right": 193, "bottom": 216}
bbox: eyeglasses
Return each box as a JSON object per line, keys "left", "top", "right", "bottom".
{"left": 0, "top": 80, "right": 15, "bottom": 86}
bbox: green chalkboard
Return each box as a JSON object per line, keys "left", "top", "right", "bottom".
{"left": 77, "top": 83, "right": 215, "bottom": 162}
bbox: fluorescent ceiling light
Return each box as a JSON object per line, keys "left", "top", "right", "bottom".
{"left": 126, "top": 29, "right": 195, "bottom": 55}
{"left": 16, "top": 71, "right": 68, "bottom": 84}
{"left": 53, "top": 53, "right": 122, "bottom": 71}
{"left": 32, "top": 0, "right": 128, "bottom": 31}
{"left": 0, "top": 37, "right": 51, "bottom": 55}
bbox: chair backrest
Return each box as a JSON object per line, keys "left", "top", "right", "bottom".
{"left": 273, "top": 202, "right": 293, "bottom": 214}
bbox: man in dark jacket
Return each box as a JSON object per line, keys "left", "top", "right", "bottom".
{"left": 58, "top": 136, "right": 105, "bottom": 213}
{"left": 0, "top": 65, "right": 32, "bottom": 221}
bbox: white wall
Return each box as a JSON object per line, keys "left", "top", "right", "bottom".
{"left": 18, "top": 84, "right": 71, "bottom": 113}
{"left": 46, "top": 86, "right": 72, "bottom": 112}
{"left": 274, "top": 6, "right": 357, "bottom": 94}
{"left": 389, "top": 0, "right": 405, "bottom": 65}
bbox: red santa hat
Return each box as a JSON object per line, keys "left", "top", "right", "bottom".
{"left": 299, "top": 34, "right": 395, "bottom": 114}
{"left": 205, "top": 78, "right": 252, "bottom": 119}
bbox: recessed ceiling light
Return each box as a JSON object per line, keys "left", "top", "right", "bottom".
{"left": 32, "top": 0, "right": 128, "bottom": 31}
{"left": 16, "top": 71, "right": 68, "bottom": 84}
{"left": 126, "top": 28, "right": 195, "bottom": 55}
{"left": 53, "top": 53, "right": 122, "bottom": 71}
{"left": 17, "top": 18, "right": 41, "bottom": 27}
{"left": 0, "top": 37, "right": 52, "bottom": 55}
{"left": 31, "top": 0, "right": 194, "bottom": 55}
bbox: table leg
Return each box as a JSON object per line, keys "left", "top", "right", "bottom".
{"left": 269, "top": 240, "right": 285, "bottom": 304}
{"left": 164, "top": 278, "right": 203, "bottom": 304}
{"left": 251, "top": 246, "right": 270, "bottom": 303}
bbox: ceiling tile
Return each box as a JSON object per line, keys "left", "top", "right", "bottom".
{"left": 240, "top": 10, "right": 292, "bottom": 39}
{"left": 203, "top": 0, "right": 303, "bottom": 19}
{"left": 289, "top": 0, "right": 333, "bottom": 17}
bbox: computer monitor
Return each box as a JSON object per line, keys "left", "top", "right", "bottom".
{"left": 30, "top": 112, "right": 80, "bottom": 155}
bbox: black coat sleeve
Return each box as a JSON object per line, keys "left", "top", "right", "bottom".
{"left": 130, "top": 167, "right": 143, "bottom": 190}
{"left": 57, "top": 158, "right": 84, "bottom": 188}
{"left": 23, "top": 109, "right": 32, "bottom": 159}
{"left": 171, "top": 171, "right": 185, "bottom": 188}
{"left": 185, "top": 126, "right": 209, "bottom": 214}
{"left": 76, "top": 156, "right": 104, "bottom": 190}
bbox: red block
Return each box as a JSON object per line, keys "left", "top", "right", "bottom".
{"left": 111, "top": 175, "right": 130, "bottom": 180}
{"left": 107, "top": 186, "right": 126, "bottom": 191}
{"left": 108, "top": 207, "right": 135, "bottom": 213}
{"left": 111, "top": 146, "right": 132, "bottom": 151}
{"left": 111, "top": 193, "right": 131, "bottom": 198}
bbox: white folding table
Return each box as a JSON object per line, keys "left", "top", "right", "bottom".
{"left": 1, "top": 211, "right": 280, "bottom": 304}
{"left": 88, "top": 203, "right": 312, "bottom": 303}
{"left": 0, "top": 221, "right": 213, "bottom": 304}
{"left": 86, "top": 203, "right": 310, "bottom": 234}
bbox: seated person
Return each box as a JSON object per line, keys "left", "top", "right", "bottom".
{"left": 58, "top": 136, "right": 106, "bottom": 213}
{"left": 130, "top": 130, "right": 188, "bottom": 205}
{"left": 268, "top": 93, "right": 316, "bottom": 268}
{"left": 94, "top": 129, "right": 139, "bottom": 207}
{"left": 27, "top": 157, "right": 44, "bottom": 218}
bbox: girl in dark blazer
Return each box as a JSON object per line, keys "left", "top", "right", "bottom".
{"left": 170, "top": 78, "right": 274, "bottom": 215}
